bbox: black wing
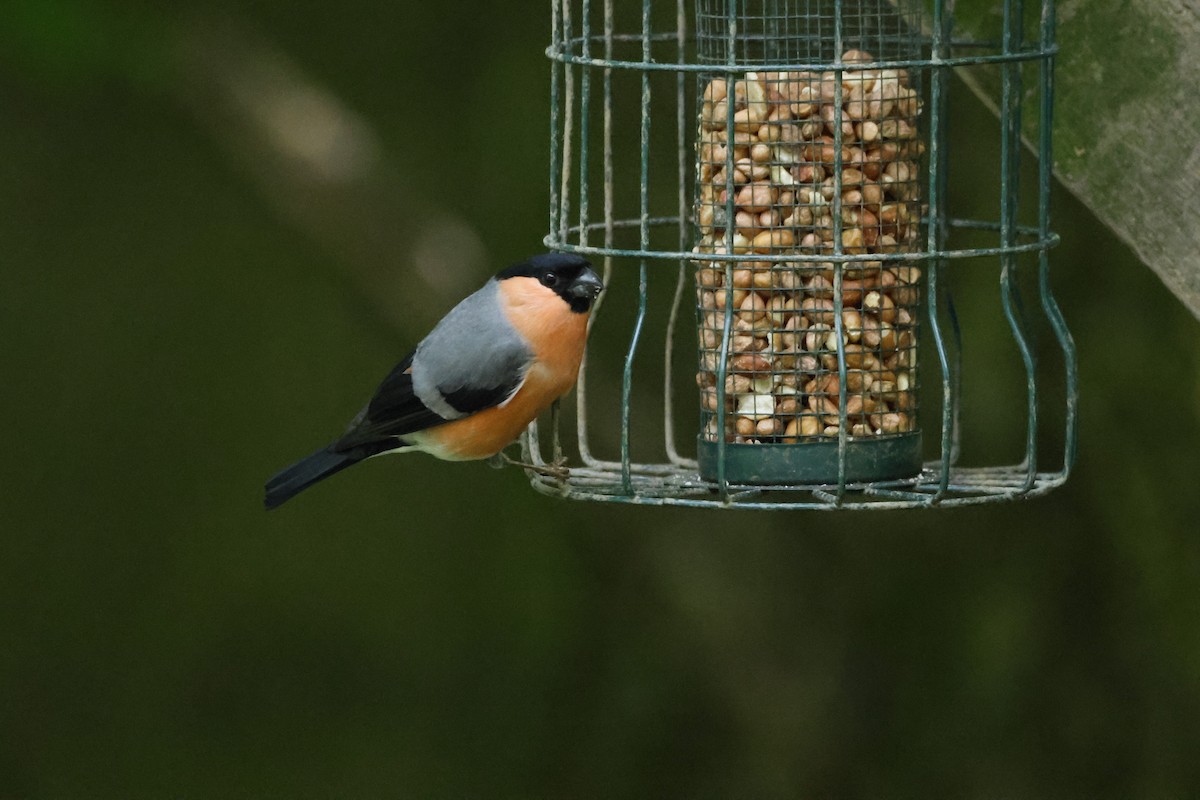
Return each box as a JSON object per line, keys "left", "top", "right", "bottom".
{"left": 332, "top": 353, "right": 441, "bottom": 452}
{"left": 332, "top": 352, "right": 525, "bottom": 452}
{"left": 440, "top": 376, "right": 523, "bottom": 415}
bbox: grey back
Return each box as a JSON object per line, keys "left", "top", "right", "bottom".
{"left": 410, "top": 279, "right": 533, "bottom": 419}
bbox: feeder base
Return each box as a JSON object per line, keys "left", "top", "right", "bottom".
{"left": 697, "top": 433, "right": 923, "bottom": 485}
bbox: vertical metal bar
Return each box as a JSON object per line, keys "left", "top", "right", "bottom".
{"left": 1036, "top": 0, "right": 1077, "bottom": 476}
{"left": 832, "top": 4, "right": 848, "bottom": 503}
{"left": 999, "top": 0, "right": 1038, "bottom": 492}
{"left": 664, "top": 0, "right": 691, "bottom": 466}
{"left": 935, "top": 0, "right": 962, "bottom": 469}
{"left": 558, "top": 0, "right": 575, "bottom": 245}
{"left": 539, "top": 0, "right": 579, "bottom": 471}
{"left": 602, "top": 0, "right": 614, "bottom": 278}
{"left": 945, "top": 282, "right": 963, "bottom": 467}
{"left": 926, "top": 0, "right": 953, "bottom": 498}
{"left": 579, "top": 0, "right": 592, "bottom": 249}
{"left": 576, "top": 0, "right": 615, "bottom": 467}
{"left": 550, "top": 0, "right": 593, "bottom": 474}
{"left": 1007, "top": 0, "right": 1039, "bottom": 385}
{"left": 526, "top": 386, "right": 543, "bottom": 465}
{"left": 621, "top": 0, "right": 654, "bottom": 494}
{"left": 535, "top": 0, "right": 565, "bottom": 469}
{"left": 570, "top": 0, "right": 590, "bottom": 469}
{"left": 549, "top": 399, "right": 563, "bottom": 470}
{"left": 536, "top": 0, "right": 570, "bottom": 492}
{"left": 548, "top": 0, "right": 563, "bottom": 246}
{"left": 714, "top": 0, "right": 739, "bottom": 500}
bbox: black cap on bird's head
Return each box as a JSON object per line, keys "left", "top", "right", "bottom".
{"left": 497, "top": 252, "right": 603, "bottom": 313}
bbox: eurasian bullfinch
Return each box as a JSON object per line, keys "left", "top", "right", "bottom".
{"left": 264, "top": 253, "right": 603, "bottom": 509}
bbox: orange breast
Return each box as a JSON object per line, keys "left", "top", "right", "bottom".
{"left": 417, "top": 364, "right": 573, "bottom": 460}
{"left": 416, "top": 277, "right": 589, "bottom": 461}
{"left": 498, "top": 276, "right": 589, "bottom": 378}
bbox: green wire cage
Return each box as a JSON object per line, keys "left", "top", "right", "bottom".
{"left": 525, "top": 0, "right": 1077, "bottom": 508}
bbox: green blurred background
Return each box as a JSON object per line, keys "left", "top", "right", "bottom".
{"left": 3, "top": 1, "right": 1200, "bottom": 796}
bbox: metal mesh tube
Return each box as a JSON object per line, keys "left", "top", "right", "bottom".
{"left": 536, "top": 0, "right": 1076, "bottom": 509}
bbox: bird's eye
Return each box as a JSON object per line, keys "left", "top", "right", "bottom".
{"left": 541, "top": 272, "right": 559, "bottom": 288}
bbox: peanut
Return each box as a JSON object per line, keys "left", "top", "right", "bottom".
{"left": 696, "top": 53, "right": 922, "bottom": 444}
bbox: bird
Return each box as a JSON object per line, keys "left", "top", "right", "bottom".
{"left": 264, "top": 252, "right": 603, "bottom": 510}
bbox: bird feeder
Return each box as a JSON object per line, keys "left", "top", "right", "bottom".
{"left": 531, "top": 0, "right": 1077, "bottom": 508}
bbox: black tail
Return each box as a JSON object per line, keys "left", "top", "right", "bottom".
{"left": 264, "top": 445, "right": 362, "bottom": 510}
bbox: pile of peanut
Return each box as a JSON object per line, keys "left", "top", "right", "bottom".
{"left": 694, "top": 51, "right": 923, "bottom": 445}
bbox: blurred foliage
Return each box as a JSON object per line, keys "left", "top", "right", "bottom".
{"left": 2, "top": 0, "right": 1199, "bottom": 797}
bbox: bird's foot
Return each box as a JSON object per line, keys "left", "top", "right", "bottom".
{"left": 494, "top": 452, "right": 570, "bottom": 481}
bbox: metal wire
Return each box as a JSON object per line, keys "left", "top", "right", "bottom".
{"left": 536, "top": 0, "right": 1077, "bottom": 509}
{"left": 663, "top": 0, "right": 692, "bottom": 468}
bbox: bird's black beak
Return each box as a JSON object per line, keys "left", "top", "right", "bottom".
{"left": 569, "top": 266, "right": 604, "bottom": 301}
